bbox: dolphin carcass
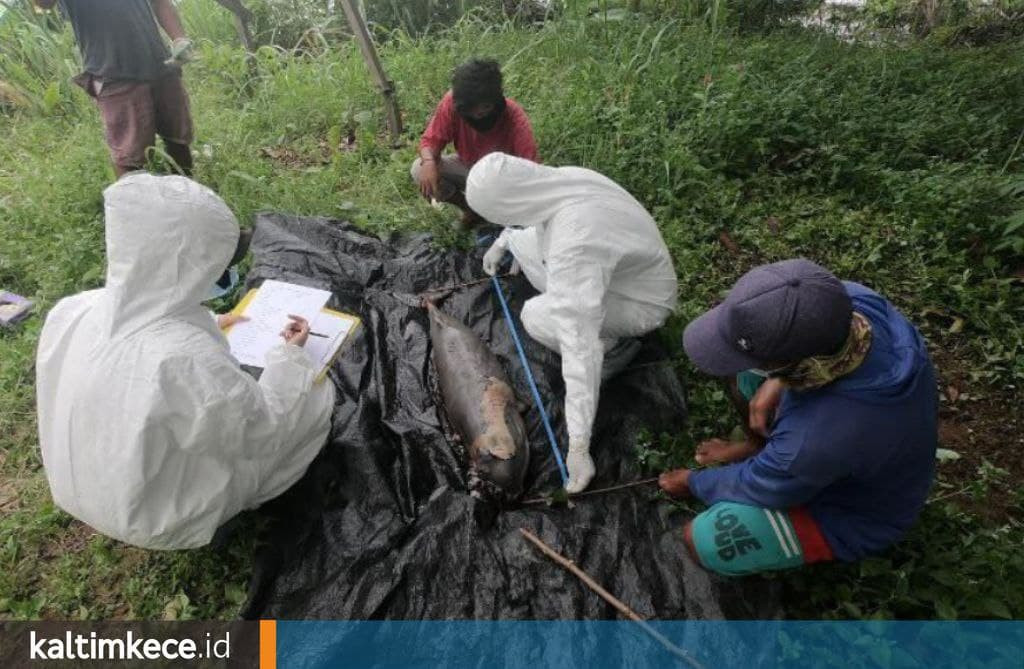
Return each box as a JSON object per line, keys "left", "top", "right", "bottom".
{"left": 427, "top": 301, "right": 529, "bottom": 500}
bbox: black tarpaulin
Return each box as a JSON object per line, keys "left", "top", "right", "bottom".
{"left": 239, "top": 212, "right": 779, "bottom": 621}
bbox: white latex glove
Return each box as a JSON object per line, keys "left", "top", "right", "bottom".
{"left": 482, "top": 233, "right": 512, "bottom": 276}
{"left": 565, "top": 439, "right": 595, "bottom": 494}
{"left": 164, "top": 38, "right": 194, "bottom": 65}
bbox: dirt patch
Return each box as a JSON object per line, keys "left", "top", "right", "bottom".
{"left": 260, "top": 144, "right": 328, "bottom": 169}
{"left": 40, "top": 519, "right": 96, "bottom": 560}
{"left": 0, "top": 479, "right": 20, "bottom": 514}
{"left": 260, "top": 134, "right": 356, "bottom": 169}
{"left": 930, "top": 347, "right": 1022, "bottom": 523}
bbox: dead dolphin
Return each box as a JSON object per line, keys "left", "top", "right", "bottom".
{"left": 427, "top": 300, "right": 529, "bottom": 499}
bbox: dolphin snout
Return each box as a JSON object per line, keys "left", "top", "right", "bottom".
{"left": 479, "top": 451, "right": 527, "bottom": 499}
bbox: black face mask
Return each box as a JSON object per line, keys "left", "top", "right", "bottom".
{"left": 460, "top": 98, "right": 506, "bottom": 132}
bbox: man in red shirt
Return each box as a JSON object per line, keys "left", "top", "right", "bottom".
{"left": 412, "top": 59, "right": 539, "bottom": 228}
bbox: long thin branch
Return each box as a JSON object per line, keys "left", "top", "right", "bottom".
{"left": 519, "top": 528, "right": 707, "bottom": 669}
{"left": 419, "top": 273, "right": 512, "bottom": 296}
{"left": 520, "top": 477, "right": 659, "bottom": 506}
{"left": 927, "top": 486, "right": 971, "bottom": 505}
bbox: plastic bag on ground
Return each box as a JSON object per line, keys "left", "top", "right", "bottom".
{"left": 239, "top": 212, "right": 780, "bottom": 622}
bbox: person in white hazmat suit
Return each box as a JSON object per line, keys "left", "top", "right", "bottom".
{"left": 467, "top": 152, "right": 678, "bottom": 494}
{"left": 35, "top": 173, "right": 335, "bottom": 550}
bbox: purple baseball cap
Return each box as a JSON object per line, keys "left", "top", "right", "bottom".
{"left": 683, "top": 258, "right": 853, "bottom": 376}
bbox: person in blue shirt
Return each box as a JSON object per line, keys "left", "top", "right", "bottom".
{"left": 659, "top": 259, "right": 937, "bottom": 575}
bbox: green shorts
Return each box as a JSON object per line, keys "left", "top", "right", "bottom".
{"left": 689, "top": 502, "right": 833, "bottom": 576}
{"left": 688, "top": 373, "right": 834, "bottom": 575}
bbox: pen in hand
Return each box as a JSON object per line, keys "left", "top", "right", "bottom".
{"left": 308, "top": 331, "right": 329, "bottom": 338}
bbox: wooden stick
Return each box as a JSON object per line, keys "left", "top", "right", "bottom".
{"left": 339, "top": 0, "right": 403, "bottom": 145}
{"left": 419, "top": 274, "right": 511, "bottom": 295}
{"left": 520, "top": 477, "right": 659, "bottom": 506}
{"left": 927, "top": 486, "right": 970, "bottom": 505}
{"left": 519, "top": 529, "right": 707, "bottom": 669}
{"left": 520, "top": 528, "right": 642, "bottom": 620}
{"left": 617, "top": 359, "right": 683, "bottom": 373}
{"left": 213, "top": 0, "right": 255, "bottom": 51}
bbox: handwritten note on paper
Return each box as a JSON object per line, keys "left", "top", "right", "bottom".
{"left": 226, "top": 280, "right": 331, "bottom": 367}
{"left": 303, "top": 310, "right": 358, "bottom": 370}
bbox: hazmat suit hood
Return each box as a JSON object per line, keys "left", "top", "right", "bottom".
{"left": 36, "top": 174, "right": 335, "bottom": 550}
{"left": 100, "top": 173, "right": 239, "bottom": 338}
{"left": 467, "top": 153, "right": 678, "bottom": 495}
{"left": 466, "top": 152, "right": 642, "bottom": 229}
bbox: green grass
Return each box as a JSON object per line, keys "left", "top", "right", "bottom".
{"left": 1, "top": 4, "right": 1023, "bottom": 620}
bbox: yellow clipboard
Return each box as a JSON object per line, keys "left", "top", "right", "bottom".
{"left": 223, "top": 288, "right": 361, "bottom": 382}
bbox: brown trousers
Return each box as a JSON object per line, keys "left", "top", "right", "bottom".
{"left": 77, "top": 71, "right": 194, "bottom": 171}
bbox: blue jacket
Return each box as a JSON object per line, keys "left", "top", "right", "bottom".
{"left": 689, "top": 282, "right": 938, "bottom": 561}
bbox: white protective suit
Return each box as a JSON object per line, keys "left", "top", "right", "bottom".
{"left": 467, "top": 153, "right": 678, "bottom": 493}
{"left": 36, "top": 174, "right": 335, "bottom": 550}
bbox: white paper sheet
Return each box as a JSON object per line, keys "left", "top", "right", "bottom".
{"left": 303, "top": 311, "right": 358, "bottom": 370}
{"left": 226, "top": 280, "right": 331, "bottom": 367}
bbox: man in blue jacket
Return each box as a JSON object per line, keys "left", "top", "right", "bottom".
{"left": 660, "top": 259, "right": 937, "bottom": 574}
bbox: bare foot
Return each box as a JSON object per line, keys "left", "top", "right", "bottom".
{"left": 658, "top": 468, "right": 691, "bottom": 498}
{"left": 695, "top": 438, "right": 760, "bottom": 466}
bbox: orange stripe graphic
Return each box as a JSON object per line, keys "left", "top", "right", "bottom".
{"left": 260, "top": 619, "right": 277, "bottom": 669}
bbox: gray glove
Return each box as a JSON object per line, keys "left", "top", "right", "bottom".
{"left": 164, "top": 38, "right": 194, "bottom": 66}
{"left": 482, "top": 231, "right": 521, "bottom": 277}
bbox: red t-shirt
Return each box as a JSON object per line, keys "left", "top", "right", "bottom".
{"left": 419, "top": 91, "right": 539, "bottom": 166}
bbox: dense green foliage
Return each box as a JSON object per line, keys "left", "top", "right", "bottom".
{"left": 1, "top": 0, "right": 1022, "bottom": 621}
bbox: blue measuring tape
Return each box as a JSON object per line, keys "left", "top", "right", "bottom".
{"left": 491, "top": 275, "right": 569, "bottom": 486}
